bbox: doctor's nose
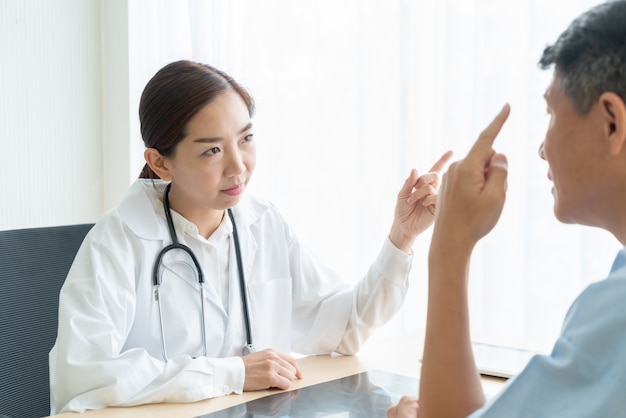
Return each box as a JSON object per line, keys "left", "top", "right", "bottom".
{"left": 225, "top": 150, "right": 246, "bottom": 177}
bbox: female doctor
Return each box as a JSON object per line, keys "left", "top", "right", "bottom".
{"left": 49, "top": 60, "right": 452, "bottom": 414}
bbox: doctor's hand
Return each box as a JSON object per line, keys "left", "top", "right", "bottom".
{"left": 242, "top": 348, "right": 302, "bottom": 391}
{"left": 387, "top": 395, "right": 419, "bottom": 418}
{"left": 389, "top": 150, "right": 453, "bottom": 254}
{"left": 433, "top": 104, "right": 509, "bottom": 252}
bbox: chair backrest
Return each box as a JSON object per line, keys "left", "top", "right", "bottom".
{"left": 0, "top": 224, "right": 93, "bottom": 418}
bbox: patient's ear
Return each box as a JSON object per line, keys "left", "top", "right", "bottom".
{"left": 598, "top": 92, "right": 626, "bottom": 155}
{"left": 144, "top": 148, "right": 173, "bottom": 181}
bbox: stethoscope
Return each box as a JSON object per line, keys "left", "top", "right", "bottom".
{"left": 152, "top": 182, "right": 255, "bottom": 361}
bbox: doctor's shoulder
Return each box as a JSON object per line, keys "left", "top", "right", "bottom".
{"left": 75, "top": 180, "right": 167, "bottom": 260}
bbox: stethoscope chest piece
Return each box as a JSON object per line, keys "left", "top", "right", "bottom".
{"left": 242, "top": 343, "right": 256, "bottom": 356}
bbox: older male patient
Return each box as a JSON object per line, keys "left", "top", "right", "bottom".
{"left": 389, "top": 1, "right": 626, "bottom": 417}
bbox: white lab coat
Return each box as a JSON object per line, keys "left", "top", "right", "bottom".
{"left": 49, "top": 179, "right": 412, "bottom": 414}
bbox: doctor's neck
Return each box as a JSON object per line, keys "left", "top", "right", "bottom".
{"left": 196, "top": 210, "right": 226, "bottom": 240}
{"left": 166, "top": 192, "right": 226, "bottom": 239}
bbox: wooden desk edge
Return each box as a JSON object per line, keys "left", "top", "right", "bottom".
{"left": 48, "top": 331, "right": 506, "bottom": 417}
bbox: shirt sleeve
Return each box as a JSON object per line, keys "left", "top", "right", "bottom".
{"left": 287, "top": 227, "right": 413, "bottom": 356}
{"left": 336, "top": 238, "right": 412, "bottom": 354}
{"left": 468, "top": 276, "right": 626, "bottom": 418}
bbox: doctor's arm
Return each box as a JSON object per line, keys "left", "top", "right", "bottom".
{"left": 328, "top": 152, "right": 452, "bottom": 355}
{"left": 389, "top": 150, "right": 453, "bottom": 254}
{"left": 416, "top": 104, "right": 510, "bottom": 418}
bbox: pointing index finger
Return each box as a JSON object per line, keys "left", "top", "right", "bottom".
{"left": 468, "top": 103, "right": 510, "bottom": 159}
{"left": 428, "top": 150, "right": 454, "bottom": 173}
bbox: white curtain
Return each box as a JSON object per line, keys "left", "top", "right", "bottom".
{"left": 130, "top": 0, "right": 619, "bottom": 349}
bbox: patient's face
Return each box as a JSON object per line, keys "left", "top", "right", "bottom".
{"left": 539, "top": 75, "right": 608, "bottom": 227}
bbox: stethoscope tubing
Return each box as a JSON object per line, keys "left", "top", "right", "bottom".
{"left": 227, "top": 209, "right": 254, "bottom": 353}
{"left": 152, "top": 182, "right": 254, "bottom": 361}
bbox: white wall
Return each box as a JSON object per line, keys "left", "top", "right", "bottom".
{"left": 0, "top": 0, "right": 141, "bottom": 231}
{"left": 0, "top": 0, "right": 103, "bottom": 230}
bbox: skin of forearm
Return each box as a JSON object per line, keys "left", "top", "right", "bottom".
{"left": 388, "top": 225, "right": 416, "bottom": 255}
{"left": 418, "top": 234, "right": 486, "bottom": 418}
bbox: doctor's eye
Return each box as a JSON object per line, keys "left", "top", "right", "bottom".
{"left": 204, "top": 147, "right": 221, "bottom": 156}
{"left": 243, "top": 134, "right": 254, "bottom": 143}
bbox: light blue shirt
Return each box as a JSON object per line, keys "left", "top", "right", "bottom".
{"left": 469, "top": 248, "right": 626, "bottom": 417}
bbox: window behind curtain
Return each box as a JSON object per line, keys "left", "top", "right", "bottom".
{"left": 140, "top": 0, "right": 618, "bottom": 350}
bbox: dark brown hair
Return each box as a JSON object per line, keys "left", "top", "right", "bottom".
{"left": 138, "top": 60, "right": 255, "bottom": 178}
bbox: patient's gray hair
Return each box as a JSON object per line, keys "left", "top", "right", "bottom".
{"left": 539, "top": 0, "right": 626, "bottom": 114}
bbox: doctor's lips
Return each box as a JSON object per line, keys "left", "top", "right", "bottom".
{"left": 222, "top": 183, "right": 245, "bottom": 196}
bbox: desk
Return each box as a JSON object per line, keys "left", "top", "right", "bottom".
{"left": 48, "top": 331, "right": 506, "bottom": 417}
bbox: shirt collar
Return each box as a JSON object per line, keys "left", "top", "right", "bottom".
{"left": 169, "top": 208, "right": 233, "bottom": 244}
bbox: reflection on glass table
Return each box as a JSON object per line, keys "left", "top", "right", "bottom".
{"left": 199, "top": 370, "right": 419, "bottom": 418}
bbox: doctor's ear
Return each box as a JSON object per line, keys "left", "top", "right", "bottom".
{"left": 144, "top": 148, "right": 173, "bottom": 181}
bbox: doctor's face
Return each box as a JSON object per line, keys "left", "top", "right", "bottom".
{"left": 164, "top": 90, "right": 256, "bottom": 214}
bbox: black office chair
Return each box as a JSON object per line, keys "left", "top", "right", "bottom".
{"left": 0, "top": 224, "right": 93, "bottom": 418}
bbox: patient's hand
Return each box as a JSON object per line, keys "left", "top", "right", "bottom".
{"left": 387, "top": 395, "right": 419, "bottom": 418}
